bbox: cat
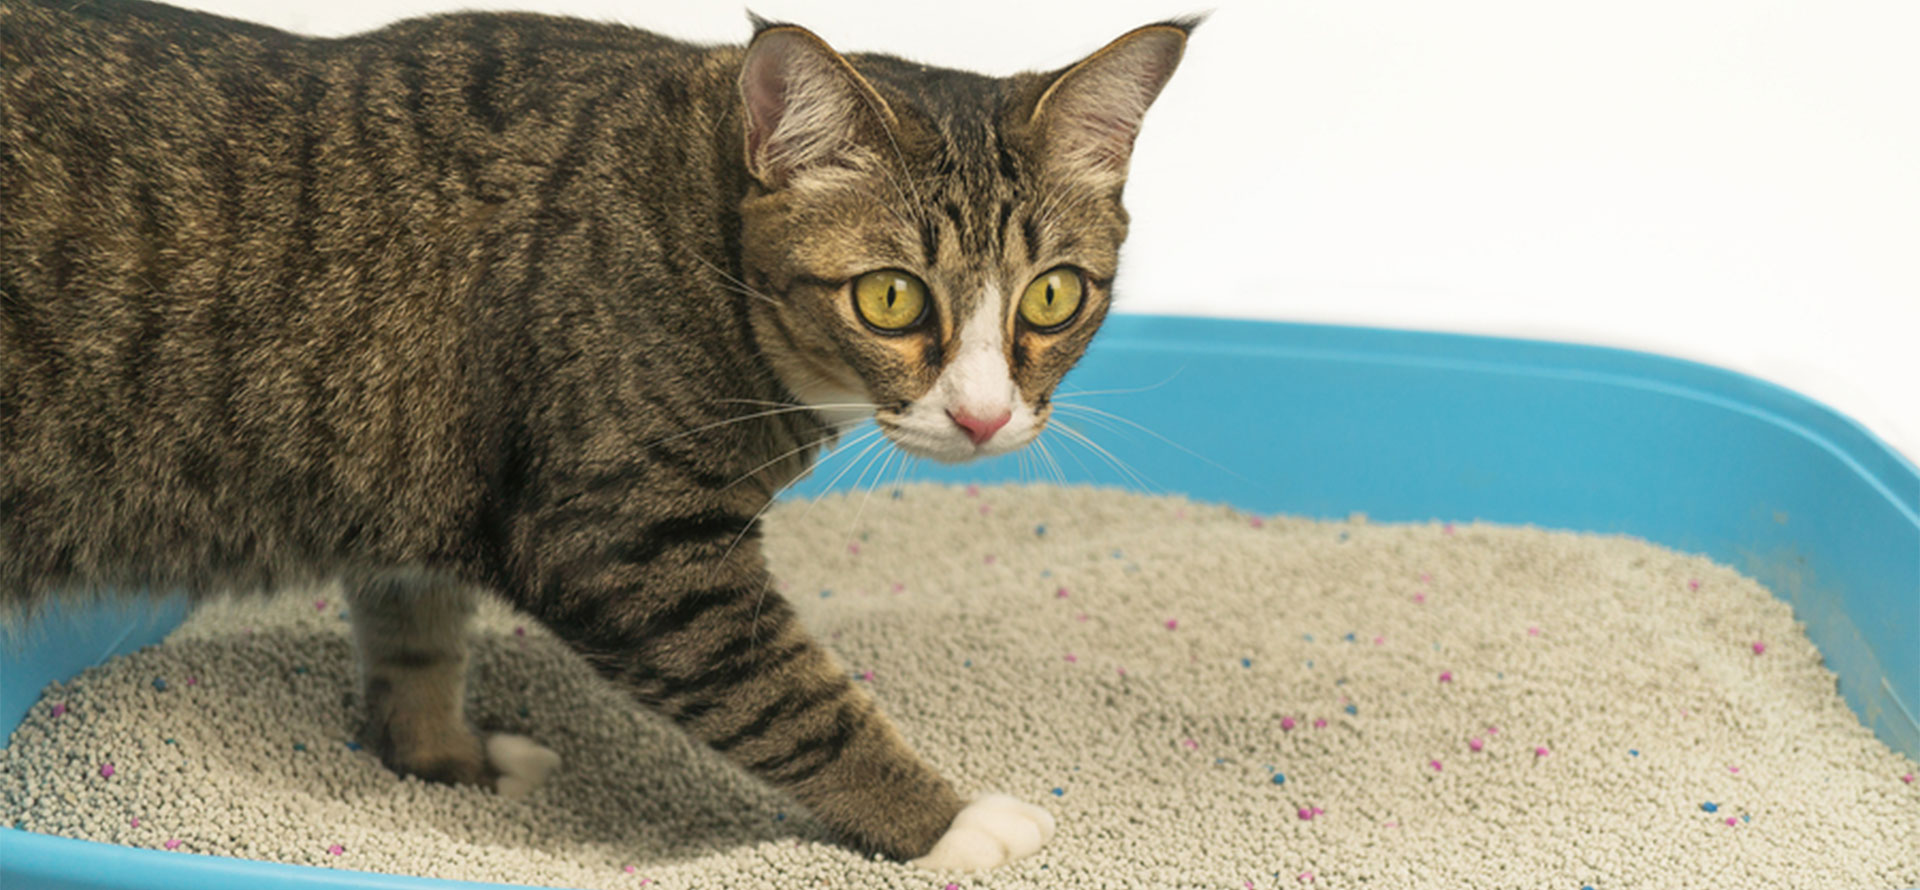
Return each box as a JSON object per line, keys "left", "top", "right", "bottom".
{"left": 0, "top": 0, "right": 1191, "bottom": 871}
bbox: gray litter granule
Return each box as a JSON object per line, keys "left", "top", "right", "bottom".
{"left": 4, "top": 484, "right": 1917, "bottom": 889}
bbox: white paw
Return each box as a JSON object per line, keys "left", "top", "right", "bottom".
{"left": 910, "top": 794, "right": 1056, "bottom": 872}
{"left": 486, "top": 733, "right": 561, "bottom": 799}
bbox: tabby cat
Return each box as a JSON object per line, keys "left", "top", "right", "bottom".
{"left": 0, "top": 0, "right": 1190, "bottom": 870}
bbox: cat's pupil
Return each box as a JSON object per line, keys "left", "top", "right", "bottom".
{"left": 887, "top": 285, "right": 897, "bottom": 307}
{"left": 1046, "top": 283, "right": 1055, "bottom": 305}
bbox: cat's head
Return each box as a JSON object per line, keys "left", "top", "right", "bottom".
{"left": 735, "top": 18, "right": 1192, "bottom": 463}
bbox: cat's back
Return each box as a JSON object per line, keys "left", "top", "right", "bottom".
{"left": 2, "top": 1, "right": 746, "bottom": 605}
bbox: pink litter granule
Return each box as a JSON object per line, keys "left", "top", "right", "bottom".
{"left": 1056, "top": 586, "right": 1070, "bottom": 598}
{"left": 1439, "top": 671, "right": 1453, "bottom": 683}
{"left": 1689, "top": 579, "right": 1701, "bottom": 590}
{"left": 328, "top": 844, "right": 344, "bottom": 856}
{"left": 624, "top": 866, "right": 636, "bottom": 874}
{"left": 1413, "top": 593, "right": 1427, "bottom": 604}
{"left": 1297, "top": 807, "right": 1315, "bottom": 821}
{"left": 1182, "top": 738, "right": 1199, "bottom": 750}
{"left": 1469, "top": 738, "right": 1485, "bottom": 752}
{"left": 1298, "top": 873, "right": 1315, "bottom": 883}
{"left": 1527, "top": 626, "right": 1541, "bottom": 636}
{"left": 1752, "top": 641, "right": 1766, "bottom": 655}
{"left": 1165, "top": 618, "right": 1178, "bottom": 630}
{"left": 1725, "top": 817, "right": 1738, "bottom": 827}
{"left": 1064, "top": 654, "right": 1078, "bottom": 663}
{"left": 1373, "top": 636, "right": 1385, "bottom": 645}
{"left": 49, "top": 703, "right": 66, "bottom": 719}
{"left": 965, "top": 484, "right": 980, "bottom": 497}
{"left": 314, "top": 599, "right": 328, "bottom": 612}
{"left": 99, "top": 763, "right": 115, "bottom": 779}
{"left": 163, "top": 839, "right": 181, "bottom": 850}
{"left": 847, "top": 542, "right": 861, "bottom": 555}
{"left": 1313, "top": 718, "right": 1328, "bottom": 729}
{"left": 1281, "top": 717, "right": 1297, "bottom": 731}
{"left": 1250, "top": 516, "right": 1265, "bottom": 528}
{"left": 1534, "top": 746, "right": 1550, "bottom": 758}
{"left": 129, "top": 818, "right": 140, "bottom": 828}
{"left": 1487, "top": 725, "right": 1500, "bottom": 735}
{"left": 1904, "top": 773, "right": 1914, "bottom": 784}
{"left": 1430, "top": 759, "right": 1444, "bottom": 771}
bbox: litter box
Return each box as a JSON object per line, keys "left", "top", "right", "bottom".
{"left": 4, "top": 315, "right": 1915, "bottom": 890}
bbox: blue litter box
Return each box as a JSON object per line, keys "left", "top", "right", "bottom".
{"left": 5, "top": 315, "right": 1916, "bottom": 889}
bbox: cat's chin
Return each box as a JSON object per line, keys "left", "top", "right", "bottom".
{"left": 880, "top": 430, "right": 1032, "bottom": 465}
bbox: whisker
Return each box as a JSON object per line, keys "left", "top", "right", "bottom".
{"left": 1051, "top": 402, "right": 1250, "bottom": 483}
{"left": 712, "top": 425, "right": 882, "bottom": 588}
{"left": 645, "top": 403, "right": 867, "bottom": 449}
{"left": 719, "top": 422, "right": 865, "bottom": 494}
{"left": 1052, "top": 419, "right": 1161, "bottom": 494}
{"left": 800, "top": 428, "right": 892, "bottom": 525}
{"left": 849, "top": 439, "right": 901, "bottom": 534}
{"left": 713, "top": 398, "right": 878, "bottom": 410}
{"left": 1050, "top": 405, "right": 1139, "bottom": 444}
{"left": 691, "top": 253, "right": 783, "bottom": 306}
{"left": 1034, "top": 437, "right": 1068, "bottom": 487}
{"left": 1054, "top": 368, "right": 1186, "bottom": 400}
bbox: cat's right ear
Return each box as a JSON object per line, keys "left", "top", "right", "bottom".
{"left": 739, "top": 22, "right": 898, "bottom": 190}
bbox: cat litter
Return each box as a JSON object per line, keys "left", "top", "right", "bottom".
{"left": 3, "top": 484, "right": 1917, "bottom": 888}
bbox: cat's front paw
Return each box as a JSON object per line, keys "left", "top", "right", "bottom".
{"left": 910, "top": 794, "right": 1056, "bottom": 871}
{"left": 486, "top": 733, "right": 561, "bottom": 799}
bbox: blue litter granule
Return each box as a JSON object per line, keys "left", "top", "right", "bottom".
{"left": 1051, "top": 787, "right": 1065, "bottom": 797}
{"left": 151, "top": 678, "right": 168, "bottom": 692}
{"left": 1271, "top": 773, "right": 1286, "bottom": 785}
{"left": 1344, "top": 704, "right": 1358, "bottom": 715}
{"left": 1702, "top": 802, "right": 1719, "bottom": 813}
{"left": 1241, "top": 658, "right": 1253, "bottom": 668}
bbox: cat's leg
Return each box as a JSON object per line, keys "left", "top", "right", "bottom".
{"left": 346, "top": 571, "right": 560, "bottom": 797}
{"left": 514, "top": 518, "right": 1051, "bottom": 868}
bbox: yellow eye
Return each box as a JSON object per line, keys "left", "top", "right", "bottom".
{"left": 1019, "top": 267, "right": 1085, "bottom": 330}
{"left": 852, "top": 270, "right": 929, "bottom": 332}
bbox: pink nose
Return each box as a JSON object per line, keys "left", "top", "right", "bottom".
{"left": 947, "top": 408, "right": 1011, "bottom": 446}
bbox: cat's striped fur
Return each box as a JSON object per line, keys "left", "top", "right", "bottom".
{"left": 0, "top": 0, "right": 1189, "bottom": 867}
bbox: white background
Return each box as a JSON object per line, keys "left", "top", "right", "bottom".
{"left": 177, "top": 0, "right": 1920, "bottom": 463}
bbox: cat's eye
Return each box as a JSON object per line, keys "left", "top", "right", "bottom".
{"left": 1019, "top": 267, "right": 1085, "bottom": 331}
{"left": 852, "top": 270, "right": 930, "bottom": 333}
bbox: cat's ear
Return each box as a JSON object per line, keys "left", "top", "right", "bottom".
{"left": 739, "top": 21, "right": 899, "bottom": 189}
{"left": 1029, "top": 19, "right": 1196, "bottom": 188}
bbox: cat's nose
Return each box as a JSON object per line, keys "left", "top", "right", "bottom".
{"left": 947, "top": 407, "right": 1011, "bottom": 446}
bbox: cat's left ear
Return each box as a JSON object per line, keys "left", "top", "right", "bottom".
{"left": 739, "top": 19, "right": 900, "bottom": 189}
{"left": 1029, "top": 18, "right": 1197, "bottom": 188}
